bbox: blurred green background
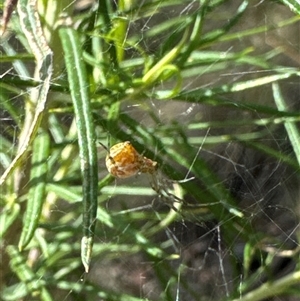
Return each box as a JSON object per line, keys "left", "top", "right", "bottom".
{"left": 0, "top": 0, "right": 299, "bottom": 300}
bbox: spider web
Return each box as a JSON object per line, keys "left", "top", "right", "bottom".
{"left": 86, "top": 2, "right": 299, "bottom": 301}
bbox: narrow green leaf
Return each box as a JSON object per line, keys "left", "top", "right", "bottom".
{"left": 6, "top": 245, "right": 49, "bottom": 297}
{"left": 19, "top": 129, "right": 50, "bottom": 250}
{"left": 280, "top": 0, "right": 300, "bottom": 14}
{"left": 272, "top": 82, "right": 300, "bottom": 167}
{"left": 0, "top": 203, "right": 20, "bottom": 237}
{"left": 0, "top": 0, "right": 53, "bottom": 186}
{"left": 142, "top": 30, "right": 188, "bottom": 84}
{"left": 59, "top": 26, "right": 99, "bottom": 273}
{"left": 0, "top": 202, "right": 20, "bottom": 237}
{"left": 232, "top": 270, "right": 300, "bottom": 301}
{"left": 239, "top": 139, "right": 299, "bottom": 171}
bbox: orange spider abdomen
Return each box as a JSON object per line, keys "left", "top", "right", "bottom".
{"left": 105, "top": 141, "right": 157, "bottom": 178}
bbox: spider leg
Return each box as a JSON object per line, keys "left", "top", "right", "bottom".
{"left": 148, "top": 171, "right": 186, "bottom": 210}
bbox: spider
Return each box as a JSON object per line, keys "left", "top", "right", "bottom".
{"left": 104, "top": 141, "right": 158, "bottom": 178}
{"left": 102, "top": 141, "right": 183, "bottom": 209}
